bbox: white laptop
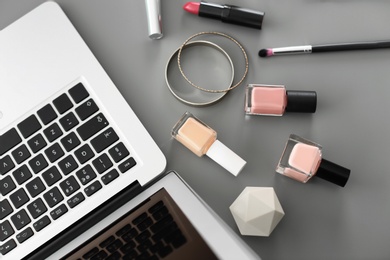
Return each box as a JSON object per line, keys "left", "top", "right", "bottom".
{"left": 0, "top": 2, "right": 260, "bottom": 260}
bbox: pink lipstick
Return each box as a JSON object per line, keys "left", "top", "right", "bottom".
{"left": 183, "top": 2, "right": 265, "bottom": 29}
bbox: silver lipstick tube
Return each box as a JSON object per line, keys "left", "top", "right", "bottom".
{"left": 145, "top": 0, "right": 163, "bottom": 40}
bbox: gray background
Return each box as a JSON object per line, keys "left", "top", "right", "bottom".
{"left": 1, "top": 1, "right": 390, "bottom": 259}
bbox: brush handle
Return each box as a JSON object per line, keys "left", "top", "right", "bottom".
{"left": 312, "top": 40, "right": 390, "bottom": 53}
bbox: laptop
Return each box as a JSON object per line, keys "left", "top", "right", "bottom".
{"left": 0, "top": 2, "right": 260, "bottom": 259}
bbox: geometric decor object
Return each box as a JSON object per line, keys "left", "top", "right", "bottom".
{"left": 229, "top": 187, "right": 285, "bottom": 236}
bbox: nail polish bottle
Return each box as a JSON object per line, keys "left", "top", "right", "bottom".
{"left": 276, "top": 134, "right": 350, "bottom": 187}
{"left": 172, "top": 111, "right": 246, "bottom": 176}
{"left": 245, "top": 84, "right": 317, "bottom": 116}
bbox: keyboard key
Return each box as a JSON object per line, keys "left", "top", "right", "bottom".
{"left": 26, "top": 177, "right": 46, "bottom": 198}
{"left": 101, "top": 169, "right": 119, "bottom": 185}
{"left": 17, "top": 114, "right": 42, "bottom": 138}
{"left": 11, "top": 209, "right": 31, "bottom": 230}
{"left": 60, "top": 112, "right": 79, "bottom": 132}
{"left": 133, "top": 213, "right": 148, "bottom": 226}
{"left": 91, "top": 127, "right": 119, "bottom": 153}
{"left": 58, "top": 155, "right": 78, "bottom": 175}
{"left": 90, "top": 250, "right": 107, "bottom": 260}
{"left": 27, "top": 133, "right": 47, "bottom": 153}
{"left": 116, "top": 224, "right": 132, "bottom": 237}
{"left": 67, "top": 192, "right": 85, "bottom": 209}
{"left": 84, "top": 180, "right": 102, "bottom": 197}
{"left": 0, "top": 200, "right": 13, "bottom": 220}
{"left": 61, "top": 132, "right": 81, "bottom": 152}
{"left": 12, "top": 165, "right": 32, "bottom": 185}
{"left": 106, "top": 251, "right": 122, "bottom": 260}
{"left": 76, "top": 165, "right": 96, "bottom": 185}
{"left": 60, "top": 176, "right": 80, "bottom": 197}
{"left": 118, "top": 157, "right": 137, "bottom": 173}
{"left": 0, "top": 128, "right": 22, "bottom": 156}
{"left": 42, "top": 166, "right": 62, "bottom": 186}
{"left": 10, "top": 188, "right": 29, "bottom": 209}
{"left": 92, "top": 154, "right": 113, "bottom": 174}
{"left": 99, "top": 235, "right": 115, "bottom": 248}
{"left": 53, "top": 93, "right": 73, "bottom": 114}
{"left": 0, "top": 220, "right": 14, "bottom": 241}
{"left": 121, "top": 227, "right": 139, "bottom": 242}
{"left": 109, "top": 142, "right": 130, "bottom": 163}
{"left": 50, "top": 204, "right": 68, "bottom": 220}
{"left": 29, "top": 154, "right": 48, "bottom": 174}
{"left": 43, "top": 187, "right": 64, "bottom": 208}
{"left": 0, "top": 155, "right": 15, "bottom": 175}
{"left": 37, "top": 103, "right": 58, "bottom": 125}
{"left": 43, "top": 123, "right": 63, "bottom": 142}
{"left": 33, "top": 216, "right": 51, "bottom": 232}
{"left": 74, "top": 144, "right": 95, "bottom": 165}
{"left": 16, "top": 227, "right": 34, "bottom": 243}
{"left": 69, "top": 83, "right": 89, "bottom": 104}
{"left": 77, "top": 113, "right": 109, "bottom": 141}
{"left": 11, "top": 144, "right": 31, "bottom": 164}
{"left": 27, "top": 198, "right": 47, "bottom": 219}
{"left": 75, "top": 98, "right": 99, "bottom": 120}
{"left": 45, "top": 143, "right": 65, "bottom": 163}
{"left": 0, "top": 175, "right": 16, "bottom": 196}
{"left": 0, "top": 238, "right": 16, "bottom": 255}
{"left": 83, "top": 247, "right": 99, "bottom": 259}
{"left": 106, "top": 239, "right": 123, "bottom": 253}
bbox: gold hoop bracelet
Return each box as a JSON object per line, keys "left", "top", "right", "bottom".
{"left": 166, "top": 40, "right": 234, "bottom": 106}
{"left": 177, "top": 31, "right": 249, "bottom": 93}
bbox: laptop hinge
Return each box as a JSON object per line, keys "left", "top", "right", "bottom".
{"left": 23, "top": 180, "right": 143, "bottom": 260}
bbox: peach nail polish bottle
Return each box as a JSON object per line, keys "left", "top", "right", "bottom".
{"left": 276, "top": 134, "right": 350, "bottom": 187}
{"left": 245, "top": 84, "right": 317, "bottom": 116}
{"left": 172, "top": 112, "right": 246, "bottom": 176}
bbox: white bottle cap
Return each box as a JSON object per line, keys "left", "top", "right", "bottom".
{"left": 206, "top": 140, "right": 246, "bottom": 176}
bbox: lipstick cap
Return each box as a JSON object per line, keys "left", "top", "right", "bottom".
{"left": 286, "top": 90, "right": 317, "bottom": 113}
{"left": 145, "top": 0, "right": 163, "bottom": 40}
{"left": 316, "top": 159, "right": 351, "bottom": 187}
{"left": 206, "top": 140, "right": 246, "bottom": 176}
{"left": 226, "top": 6, "right": 265, "bottom": 29}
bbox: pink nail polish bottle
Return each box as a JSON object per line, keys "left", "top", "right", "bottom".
{"left": 276, "top": 134, "right": 350, "bottom": 187}
{"left": 245, "top": 84, "right": 317, "bottom": 116}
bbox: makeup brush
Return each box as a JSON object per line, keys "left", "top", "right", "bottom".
{"left": 259, "top": 40, "right": 390, "bottom": 57}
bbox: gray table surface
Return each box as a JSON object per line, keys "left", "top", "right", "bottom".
{"left": 2, "top": 1, "right": 390, "bottom": 259}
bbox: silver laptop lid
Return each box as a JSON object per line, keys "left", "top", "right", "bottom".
{"left": 50, "top": 171, "right": 261, "bottom": 260}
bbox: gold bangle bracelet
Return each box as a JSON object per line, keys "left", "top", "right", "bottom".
{"left": 177, "top": 31, "right": 249, "bottom": 93}
{"left": 165, "top": 40, "right": 234, "bottom": 106}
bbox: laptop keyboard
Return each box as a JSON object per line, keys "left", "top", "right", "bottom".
{"left": 62, "top": 188, "right": 191, "bottom": 260}
{"left": 0, "top": 82, "right": 137, "bottom": 256}
{"left": 82, "top": 200, "right": 186, "bottom": 260}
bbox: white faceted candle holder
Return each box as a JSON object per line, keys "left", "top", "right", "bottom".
{"left": 229, "top": 187, "right": 285, "bottom": 237}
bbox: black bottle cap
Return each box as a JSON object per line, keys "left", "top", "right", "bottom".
{"left": 316, "top": 159, "right": 351, "bottom": 187}
{"left": 286, "top": 90, "right": 317, "bottom": 113}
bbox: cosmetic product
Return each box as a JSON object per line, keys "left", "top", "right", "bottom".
{"left": 259, "top": 39, "right": 390, "bottom": 57}
{"left": 183, "top": 2, "right": 265, "bottom": 30}
{"left": 172, "top": 111, "right": 246, "bottom": 176}
{"left": 230, "top": 187, "right": 284, "bottom": 237}
{"left": 145, "top": 0, "right": 163, "bottom": 39}
{"left": 276, "top": 134, "right": 350, "bottom": 187}
{"left": 245, "top": 84, "right": 316, "bottom": 116}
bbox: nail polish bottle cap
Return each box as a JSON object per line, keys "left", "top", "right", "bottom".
{"left": 316, "top": 159, "right": 351, "bottom": 187}
{"left": 286, "top": 90, "right": 317, "bottom": 113}
{"left": 206, "top": 140, "right": 247, "bottom": 176}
